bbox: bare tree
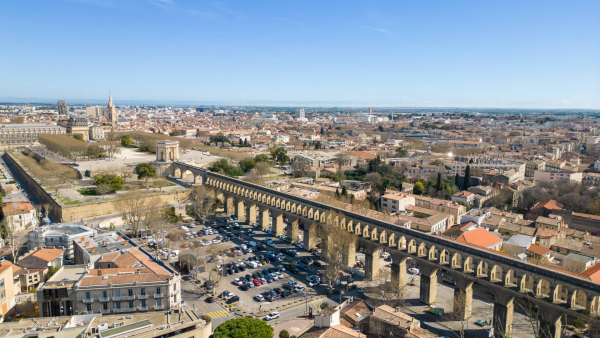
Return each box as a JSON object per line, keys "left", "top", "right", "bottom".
{"left": 516, "top": 298, "right": 557, "bottom": 338}
{"left": 152, "top": 178, "right": 169, "bottom": 192}
{"left": 255, "top": 161, "right": 271, "bottom": 178}
{"left": 367, "top": 268, "right": 408, "bottom": 308}
{"left": 364, "top": 172, "right": 382, "bottom": 188}
{"left": 95, "top": 183, "right": 112, "bottom": 199}
{"left": 187, "top": 186, "right": 218, "bottom": 225}
{"left": 316, "top": 210, "right": 357, "bottom": 293}
{"left": 1, "top": 218, "right": 19, "bottom": 263}
{"left": 333, "top": 152, "right": 351, "bottom": 172}
{"left": 113, "top": 191, "right": 160, "bottom": 237}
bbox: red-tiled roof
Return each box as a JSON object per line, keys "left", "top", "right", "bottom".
{"left": 30, "top": 248, "right": 64, "bottom": 262}
{"left": 533, "top": 200, "right": 564, "bottom": 210}
{"left": 456, "top": 228, "right": 502, "bottom": 248}
{"left": 527, "top": 244, "right": 551, "bottom": 255}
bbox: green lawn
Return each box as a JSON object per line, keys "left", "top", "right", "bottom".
{"left": 167, "top": 182, "right": 177, "bottom": 187}
{"left": 77, "top": 188, "right": 97, "bottom": 196}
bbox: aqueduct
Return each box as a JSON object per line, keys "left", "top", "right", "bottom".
{"left": 171, "top": 161, "right": 600, "bottom": 338}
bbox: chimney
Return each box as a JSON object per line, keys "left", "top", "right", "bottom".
{"left": 81, "top": 237, "right": 85, "bottom": 242}
{"left": 124, "top": 240, "right": 128, "bottom": 245}
{"left": 118, "top": 236, "right": 122, "bottom": 240}
{"left": 91, "top": 247, "right": 96, "bottom": 253}
{"left": 85, "top": 242, "right": 90, "bottom": 247}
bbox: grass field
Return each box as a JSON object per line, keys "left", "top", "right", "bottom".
{"left": 77, "top": 188, "right": 97, "bottom": 196}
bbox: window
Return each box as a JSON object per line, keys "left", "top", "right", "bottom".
{"left": 115, "top": 302, "right": 121, "bottom": 309}
{"left": 156, "top": 287, "right": 161, "bottom": 295}
{"left": 173, "top": 284, "right": 176, "bottom": 291}
{"left": 115, "top": 290, "right": 120, "bottom": 297}
{"left": 102, "top": 291, "right": 107, "bottom": 298}
{"left": 86, "top": 304, "right": 91, "bottom": 311}
{"left": 128, "top": 289, "right": 133, "bottom": 296}
{"left": 141, "top": 300, "right": 146, "bottom": 307}
{"left": 129, "top": 301, "right": 134, "bottom": 308}
{"left": 157, "top": 299, "right": 162, "bottom": 306}
{"left": 103, "top": 303, "right": 108, "bottom": 310}
{"left": 140, "top": 288, "right": 145, "bottom": 296}
{"left": 85, "top": 292, "right": 90, "bottom": 299}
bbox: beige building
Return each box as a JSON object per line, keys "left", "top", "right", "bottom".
{"left": 88, "top": 126, "right": 105, "bottom": 141}
{"left": 533, "top": 170, "right": 582, "bottom": 184}
{"left": 413, "top": 194, "right": 467, "bottom": 224}
{"left": 1, "top": 201, "right": 37, "bottom": 231}
{"left": 66, "top": 116, "right": 90, "bottom": 140}
{"left": 526, "top": 160, "right": 546, "bottom": 177}
{"left": 380, "top": 193, "right": 415, "bottom": 213}
{"left": 0, "top": 123, "right": 65, "bottom": 147}
{"left": 0, "top": 263, "right": 16, "bottom": 317}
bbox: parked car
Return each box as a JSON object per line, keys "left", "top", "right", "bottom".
{"left": 226, "top": 295, "right": 240, "bottom": 304}
{"left": 254, "top": 294, "right": 265, "bottom": 302}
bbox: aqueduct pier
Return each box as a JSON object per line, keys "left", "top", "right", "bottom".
{"left": 171, "top": 161, "right": 600, "bottom": 338}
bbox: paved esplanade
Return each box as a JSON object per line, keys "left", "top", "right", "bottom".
{"left": 170, "top": 161, "right": 600, "bottom": 338}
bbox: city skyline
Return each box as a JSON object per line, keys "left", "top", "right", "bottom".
{"left": 1, "top": 0, "right": 599, "bottom": 109}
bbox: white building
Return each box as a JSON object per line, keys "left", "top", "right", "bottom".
{"left": 380, "top": 193, "right": 415, "bottom": 213}
{"left": 461, "top": 208, "right": 490, "bottom": 226}
{"left": 594, "top": 160, "right": 600, "bottom": 172}
{"left": 2, "top": 201, "right": 37, "bottom": 231}
{"left": 533, "top": 170, "right": 583, "bottom": 184}
{"left": 26, "top": 223, "right": 97, "bottom": 260}
{"left": 275, "top": 134, "right": 290, "bottom": 143}
{"left": 295, "top": 108, "right": 306, "bottom": 120}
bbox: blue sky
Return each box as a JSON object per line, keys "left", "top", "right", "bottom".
{"left": 1, "top": 0, "right": 599, "bottom": 108}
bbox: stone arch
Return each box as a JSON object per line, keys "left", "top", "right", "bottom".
{"left": 313, "top": 209, "right": 319, "bottom": 221}
{"left": 371, "top": 227, "right": 378, "bottom": 241}
{"left": 388, "top": 233, "right": 396, "bottom": 247}
{"left": 490, "top": 265, "right": 503, "bottom": 283}
{"left": 463, "top": 256, "right": 474, "bottom": 273}
{"left": 174, "top": 167, "right": 181, "bottom": 177}
{"left": 589, "top": 296, "right": 599, "bottom": 316}
{"left": 398, "top": 236, "right": 407, "bottom": 250}
{"left": 505, "top": 269, "right": 517, "bottom": 287}
{"left": 193, "top": 174, "right": 203, "bottom": 184}
{"left": 417, "top": 242, "right": 427, "bottom": 257}
{"left": 428, "top": 245, "right": 438, "bottom": 261}
{"left": 553, "top": 284, "right": 568, "bottom": 304}
{"left": 407, "top": 239, "right": 417, "bottom": 254}
{"left": 303, "top": 206, "right": 308, "bottom": 217}
{"left": 291, "top": 203, "right": 296, "bottom": 213}
{"left": 320, "top": 211, "right": 326, "bottom": 223}
{"left": 451, "top": 252, "right": 463, "bottom": 269}
{"left": 536, "top": 279, "right": 551, "bottom": 299}
{"left": 439, "top": 249, "right": 449, "bottom": 265}
{"left": 347, "top": 220, "right": 353, "bottom": 232}
{"left": 362, "top": 224, "right": 370, "bottom": 238}
{"left": 275, "top": 198, "right": 281, "bottom": 208}
{"left": 355, "top": 223, "right": 362, "bottom": 235}
{"left": 476, "top": 261, "right": 489, "bottom": 278}
{"left": 340, "top": 217, "right": 346, "bottom": 229}
{"left": 520, "top": 274, "right": 534, "bottom": 292}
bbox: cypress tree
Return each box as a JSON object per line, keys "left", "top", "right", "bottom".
{"left": 464, "top": 165, "right": 472, "bottom": 190}
{"left": 436, "top": 173, "right": 442, "bottom": 190}
{"left": 342, "top": 186, "right": 348, "bottom": 197}
{"left": 335, "top": 188, "right": 341, "bottom": 198}
{"left": 454, "top": 173, "right": 460, "bottom": 188}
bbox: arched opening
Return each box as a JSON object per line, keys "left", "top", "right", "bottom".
{"left": 417, "top": 242, "right": 427, "bottom": 257}
{"left": 476, "top": 261, "right": 489, "bottom": 278}
{"left": 490, "top": 265, "right": 503, "bottom": 283}
{"left": 439, "top": 249, "right": 449, "bottom": 265}
{"left": 451, "top": 253, "right": 463, "bottom": 269}
{"left": 553, "top": 284, "right": 568, "bottom": 304}
{"left": 463, "top": 256, "right": 474, "bottom": 273}
{"left": 520, "top": 274, "right": 534, "bottom": 293}
{"left": 536, "top": 279, "right": 551, "bottom": 299}
{"left": 505, "top": 269, "right": 517, "bottom": 287}
{"left": 407, "top": 239, "right": 416, "bottom": 254}
{"left": 428, "top": 245, "right": 438, "bottom": 261}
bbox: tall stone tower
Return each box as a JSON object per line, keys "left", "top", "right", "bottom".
{"left": 106, "top": 93, "right": 117, "bottom": 131}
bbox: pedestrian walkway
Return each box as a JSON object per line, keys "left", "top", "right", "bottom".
{"left": 202, "top": 310, "right": 230, "bottom": 319}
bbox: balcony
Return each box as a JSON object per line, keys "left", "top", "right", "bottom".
{"left": 154, "top": 294, "right": 164, "bottom": 298}
{"left": 99, "top": 297, "right": 110, "bottom": 302}
{"left": 82, "top": 310, "right": 92, "bottom": 314}
{"left": 138, "top": 294, "right": 148, "bottom": 300}
{"left": 154, "top": 305, "right": 165, "bottom": 310}
{"left": 113, "top": 295, "right": 135, "bottom": 301}
{"left": 82, "top": 298, "right": 94, "bottom": 303}
{"left": 101, "top": 309, "right": 111, "bottom": 314}
{"left": 114, "top": 307, "right": 136, "bottom": 313}
{"left": 138, "top": 306, "right": 148, "bottom": 311}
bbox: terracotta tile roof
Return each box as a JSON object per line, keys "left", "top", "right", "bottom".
{"left": 456, "top": 228, "right": 502, "bottom": 248}
{"left": 2, "top": 201, "right": 34, "bottom": 215}
{"left": 86, "top": 248, "right": 172, "bottom": 284}
{"left": 581, "top": 264, "right": 600, "bottom": 283}
{"left": 31, "top": 248, "right": 64, "bottom": 262}
{"left": 527, "top": 244, "right": 551, "bottom": 255}
{"left": 533, "top": 200, "right": 564, "bottom": 210}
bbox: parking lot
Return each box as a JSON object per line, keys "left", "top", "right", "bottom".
{"left": 141, "top": 213, "right": 330, "bottom": 316}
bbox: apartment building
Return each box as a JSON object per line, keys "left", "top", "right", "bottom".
{"left": 413, "top": 195, "right": 467, "bottom": 224}
{"left": 380, "top": 193, "right": 415, "bottom": 213}
{"left": 38, "top": 248, "right": 181, "bottom": 317}
{"left": 1, "top": 201, "right": 37, "bottom": 231}
{"left": 584, "top": 173, "right": 600, "bottom": 186}
{"left": 533, "top": 170, "right": 583, "bottom": 184}
{"left": 446, "top": 158, "right": 526, "bottom": 181}
{"left": 0, "top": 123, "right": 65, "bottom": 147}
{"left": 88, "top": 126, "right": 105, "bottom": 141}
{"left": 526, "top": 160, "right": 546, "bottom": 177}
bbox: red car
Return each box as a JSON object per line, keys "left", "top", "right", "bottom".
{"left": 253, "top": 279, "right": 261, "bottom": 286}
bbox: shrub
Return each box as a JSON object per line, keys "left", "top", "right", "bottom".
{"left": 572, "top": 319, "right": 586, "bottom": 329}
{"left": 94, "top": 174, "right": 124, "bottom": 192}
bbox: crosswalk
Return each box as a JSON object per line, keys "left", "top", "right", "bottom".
{"left": 203, "top": 310, "right": 231, "bottom": 319}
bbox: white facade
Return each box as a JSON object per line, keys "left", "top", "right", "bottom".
{"left": 533, "top": 170, "right": 583, "bottom": 184}
{"left": 380, "top": 194, "right": 415, "bottom": 213}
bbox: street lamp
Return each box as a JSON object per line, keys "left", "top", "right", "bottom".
{"left": 302, "top": 290, "right": 308, "bottom": 317}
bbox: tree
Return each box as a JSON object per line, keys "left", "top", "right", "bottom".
{"left": 208, "top": 159, "right": 244, "bottom": 177}
{"left": 254, "top": 161, "right": 271, "bottom": 177}
{"left": 136, "top": 163, "right": 156, "bottom": 180}
{"left": 113, "top": 191, "right": 160, "bottom": 237}
{"left": 46, "top": 266, "right": 59, "bottom": 279}
{"left": 120, "top": 134, "right": 133, "bottom": 147}
{"left": 413, "top": 181, "right": 425, "bottom": 195}
{"left": 316, "top": 211, "right": 357, "bottom": 293}
{"left": 10, "top": 117, "right": 24, "bottom": 124}
{"left": 187, "top": 186, "right": 218, "bottom": 224}
{"left": 333, "top": 152, "right": 350, "bottom": 172}
{"left": 436, "top": 173, "right": 442, "bottom": 190}
{"left": 335, "top": 188, "right": 341, "bottom": 198}
{"left": 95, "top": 183, "right": 112, "bottom": 199}
{"left": 169, "top": 130, "right": 183, "bottom": 136}
{"left": 209, "top": 133, "right": 230, "bottom": 144}
{"left": 195, "top": 129, "right": 202, "bottom": 137}
{"left": 270, "top": 147, "right": 289, "bottom": 166}
{"left": 464, "top": 165, "right": 471, "bottom": 190}
{"left": 364, "top": 172, "right": 382, "bottom": 187}
{"left": 152, "top": 178, "right": 169, "bottom": 192}
{"left": 239, "top": 158, "right": 255, "bottom": 173}
{"left": 279, "top": 330, "right": 290, "bottom": 338}
{"left": 341, "top": 185, "right": 348, "bottom": 197}
{"left": 94, "top": 174, "right": 124, "bottom": 192}
{"left": 368, "top": 268, "right": 408, "bottom": 308}
{"left": 0, "top": 218, "right": 18, "bottom": 263}
{"left": 254, "top": 154, "right": 270, "bottom": 163}
{"left": 396, "top": 147, "right": 408, "bottom": 157}
{"left": 320, "top": 126, "right": 324, "bottom": 135}
{"left": 314, "top": 141, "right": 322, "bottom": 150}
{"left": 212, "top": 317, "right": 274, "bottom": 338}
{"left": 73, "top": 134, "right": 84, "bottom": 141}
{"left": 454, "top": 173, "right": 460, "bottom": 188}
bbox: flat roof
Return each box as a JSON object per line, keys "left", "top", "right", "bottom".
{"left": 46, "top": 265, "right": 86, "bottom": 284}
{"left": 89, "top": 311, "right": 208, "bottom": 338}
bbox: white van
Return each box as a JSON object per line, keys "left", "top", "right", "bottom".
{"left": 248, "top": 241, "right": 257, "bottom": 248}
{"left": 248, "top": 261, "right": 258, "bottom": 268}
